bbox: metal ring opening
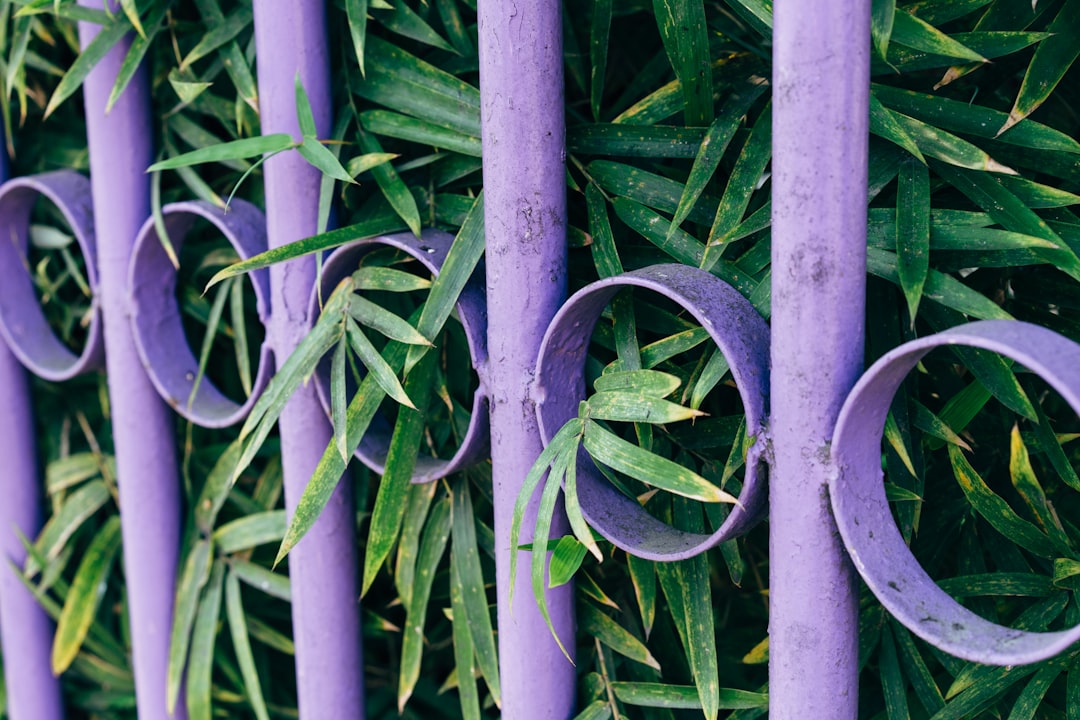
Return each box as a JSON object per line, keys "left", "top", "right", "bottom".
{"left": 128, "top": 199, "right": 272, "bottom": 428}
{"left": 0, "top": 171, "right": 103, "bottom": 381}
{"left": 831, "top": 319, "right": 1080, "bottom": 665}
{"left": 534, "top": 264, "right": 770, "bottom": 561}
{"left": 311, "top": 230, "right": 489, "bottom": 482}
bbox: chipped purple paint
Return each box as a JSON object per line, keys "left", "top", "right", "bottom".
{"left": 477, "top": 0, "right": 577, "bottom": 715}
{"left": 252, "top": 2, "right": 364, "bottom": 716}
{"left": 311, "top": 231, "right": 490, "bottom": 483}
{"left": 535, "top": 264, "right": 770, "bottom": 560}
{"left": 832, "top": 320, "right": 1080, "bottom": 664}
{"left": 129, "top": 199, "right": 272, "bottom": 428}
{"left": 770, "top": 0, "right": 870, "bottom": 717}
{"left": 0, "top": 131, "right": 67, "bottom": 720}
{"left": 78, "top": 3, "right": 186, "bottom": 717}
{"left": 0, "top": 172, "right": 102, "bottom": 380}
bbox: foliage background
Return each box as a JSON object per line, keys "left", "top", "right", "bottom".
{"left": 2, "top": 0, "right": 1080, "bottom": 718}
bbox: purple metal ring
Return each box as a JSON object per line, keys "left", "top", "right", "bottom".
{"left": 534, "top": 264, "right": 770, "bottom": 561}
{"left": 0, "top": 171, "right": 104, "bottom": 381}
{"left": 128, "top": 199, "right": 272, "bottom": 428}
{"left": 311, "top": 230, "right": 489, "bottom": 482}
{"left": 831, "top": 319, "right": 1080, "bottom": 665}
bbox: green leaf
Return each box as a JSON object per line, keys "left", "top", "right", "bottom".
{"left": 509, "top": 420, "right": 583, "bottom": 605}
{"left": 891, "top": 9, "right": 987, "bottom": 62}
{"left": 586, "top": 391, "right": 705, "bottom": 424}
{"left": 231, "top": 560, "right": 290, "bottom": 602}
{"left": 653, "top": 0, "right": 713, "bottom": 125}
{"left": 107, "top": 1, "right": 169, "bottom": 112}
{"left": 948, "top": 444, "right": 1061, "bottom": 558}
{"left": 298, "top": 136, "right": 357, "bottom": 183}
{"left": 213, "top": 511, "right": 287, "bottom": 554}
{"left": 345, "top": 317, "right": 415, "bottom": 409}
{"left": 358, "top": 128, "right": 422, "bottom": 236}
{"left": 1009, "top": 425, "right": 1070, "bottom": 547}
{"left": 147, "top": 134, "right": 295, "bottom": 173}
{"left": 549, "top": 536, "right": 589, "bottom": 588}
{"left": 450, "top": 482, "right": 501, "bottom": 707}
{"left": 610, "top": 682, "right": 768, "bottom": 710}
{"left": 670, "top": 83, "right": 766, "bottom": 241}
{"left": 360, "top": 109, "right": 482, "bottom": 157}
{"left": 563, "top": 436, "right": 603, "bottom": 563}
{"left": 204, "top": 211, "right": 408, "bottom": 290}
{"left": 590, "top": 0, "right": 613, "bottom": 120}
{"left": 374, "top": 0, "right": 455, "bottom": 53}
{"left": 179, "top": 5, "right": 254, "bottom": 71}
{"left": 449, "top": 554, "right": 481, "bottom": 720}
{"left": 165, "top": 539, "right": 213, "bottom": 713}
{"left": 1000, "top": 0, "right": 1080, "bottom": 134}
{"left": 352, "top": 266, "right": 431, "bottom": 292}
{"left": 872, "top": 0, "right": 896, "bottom": 60}
{"left": 879, "top": 623, "right": 910, "bottom": 720}
{"left": 530, "top": 443, "right": 574, "bottom": 661}
{"left": 583, "top": 420, "right": 737, "bottom": 504}
{"left": 361, "top": 349, "right": 435, "bottom": 594}
{"left": 52, "top": 516, "right": 122, "bottom": 675}
{"left": 349, "top": 295, "right": 432, "bottom": 347}
{"left": 398, "top": 493, "right": 452, "bottom": 712}
{"left": 45, "top": 15, "right": 129, "bottom": 117}
{"left": 295, "top": 73, "right": 317, "bottom": 138}
{"left": 225, "top": 570, "right": 270, "bottom": 720}
{"left": 29, "top": 480, "right": 111, "bottom": 576}
{"left": 890, "top": 111, "right": 1015, "bottom": 173}
{"left": 579, "top": 602, "right": 661, "bottom": 670}
{"left": 331, "top": 333, "right": 349, "bottom": 460}
{"left": 870, "top": 92, "right": 925, "bottom": 161}
{"left": 569, "top": 124, "right": 706, "bottom": 158}
{"left": 168, "top": 68, "right": 212, "bottom": 105}
{"left": 346, "top": 151, "right": 399, "bottom": 177}
{"left": 594, "top": 369, "right": 681, "bottom": 397}
{"left": 896, "top": 154, "right": 931, "bottom": 320}
{"left": 346, "top": 0, "right": 369, "bottom": 75}
{"left": 186, "top": 560, "right": 225, "bottom": 720}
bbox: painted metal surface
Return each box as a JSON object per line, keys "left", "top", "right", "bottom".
{"left": 832, "top": 320, "right": 1080, "bottom": 664}
{"left": 0, "top": 135, "right": 67, "bottom": 720}
{"left": 476, "top": 0, "right": 577, "bottom": 715}
{"left": 311, "top": 231, "right": 490, "bottom": 483}
{"left": 769, "top": 0, "right": 871, "bottom": 716}
{"left": 251, "top": 1, "right": 365, "bottom": 716}
{"left": 78, "top": 5, "right": 186, "bottom": 718}
{"left": 535, "top": 264, "right": 769, "bottom": 560}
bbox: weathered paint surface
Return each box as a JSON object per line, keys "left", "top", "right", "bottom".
{"left": 252, "top": 2, "right": 365, "bottom": 717}
{"left": 477, "top": 0, "right": 577, "bottom": 716}
{"left": 769, "top": 0, "right": 870, "bottom": 717}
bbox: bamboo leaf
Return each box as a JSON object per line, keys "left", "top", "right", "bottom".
{"left": 530, "top": 443, "right": 574, "bottom": 661}
{"left": 358, "top": 128, "right": 422, "bottom": 236}
{"left": 1000, "top": 0, "right": 1080, "bottom": 133}
{"left": 298, "top": 136, "right": 356, "bottom": 183}
{"left": 449, "top": 554, "right": 481, "bottom": 720}
{"left": 451, "top": 482, "right": 502, "bottom": 706}
{"left": 166, "top": 539, "right": 213, "bottom": 713}
{"left": 52, "top": 516, "right": 122, "bottom": 675}
{"left": 594, "top": 369, "right": 681, "bottom": 397}
{"left": 586, "top": 391, "right": 705, "bottom": 424}
{"left": 179, "top": 5, "right": 254, "bottom": 71}
{"left": 147, "top": 134, "right": 295, "bottom": 173}
{"left": 398, "top": 493, "right": 452, "bottom": 712}
{"left": 653, "top": 0, "right": 713, "bottom": 125}
{"left": 362, "top": 349, "right": 435, "bottom": 594}
{"left": 225, "top": 570, "right": 270, "bottom": 720}
{"left": 186, "top": 560, "right": 225, "bottom": 720}
{"left": 549, "top": 536, "right": 589, "bottom": 588}
{"left": 349, "top": 295, "right": 432, "bottom": 347}
{"left": 346, "top": 0, "right": 369, "bottom": 75}
{"left": 590, "top": 0, "right": 613, "bottom": 120}
{"left": 891, "top": 9, "right": 987, "bottom": 62}
{"left": 45, "top": 15, "right": 129, "bottom": 117}
{"left": 346, "top": 317, "right": 415, "bottom": 409}
{"left": 213, "top": 511, "right": 287, "bottom": 554}
{"left": 583, "top": 420, "right": 737, "bottom": 504}
{"left": 896, "top": 154, "right": 931, "bottom": 320}
{"left": 610, "top": 682, "right": 768, "bottom": 710}
{"left": 579, "top": 602, "right": 661, "bottom": 671}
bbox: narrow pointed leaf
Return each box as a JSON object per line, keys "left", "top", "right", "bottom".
{"left": 225, "top": 571, "right": 270, "bottom": 720}
{"left": 896, "top": 154, "right": 931, "bottom": 320}
{"left": 148, "top": 134, "right": 295, "bottom": 173}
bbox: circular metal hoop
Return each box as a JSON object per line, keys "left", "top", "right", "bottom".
{"left": 0, "top": 171, "right": 103, "bottom": 381}
{"left": 831, "top": 319, "right": 1080, "bottom": 665}
{"left": 311, "top": 230, "right": 489, "bottom": 483}
{"left": 534, "top": 264, "right": 770, "bottom": 561}
{"left": 128, "top": 199, "right": 272, "bottom": 428}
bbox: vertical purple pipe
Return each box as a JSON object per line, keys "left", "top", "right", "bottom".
{"left": 78, "top": 5, "right": 185, "bottom": 719}
{"left": 769, "top": 1, "right": 870, "bottom": 718}
{"left": 251, "top": 4, "right": 364, "bottom": 717}
{"left": 477, "top": 1, "right": 576, "bottom": 718}
{"left": 0, "top": 140, "right": 66, "bottom": 720}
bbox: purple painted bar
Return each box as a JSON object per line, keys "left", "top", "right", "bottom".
{"left": 477, "top": 0, "right": 576, "bottom": 717}
{"left": 251, "top": 3, "right": 364, "bottom": 717}
{"left": 78, "top": 5, "right": 185, "bottom": 718}
{"left": 833, "top": 321, "right": 1080, "bottom": 664}
{"left": 769, "top": 0, "right": 870, "bottom": 717}
{"left": 0, "top": 136, "right": 66, "bottom": 720}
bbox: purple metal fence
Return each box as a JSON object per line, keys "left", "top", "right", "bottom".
{"left": 3, "top": 0, "right": 1080, "bottom": 719}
